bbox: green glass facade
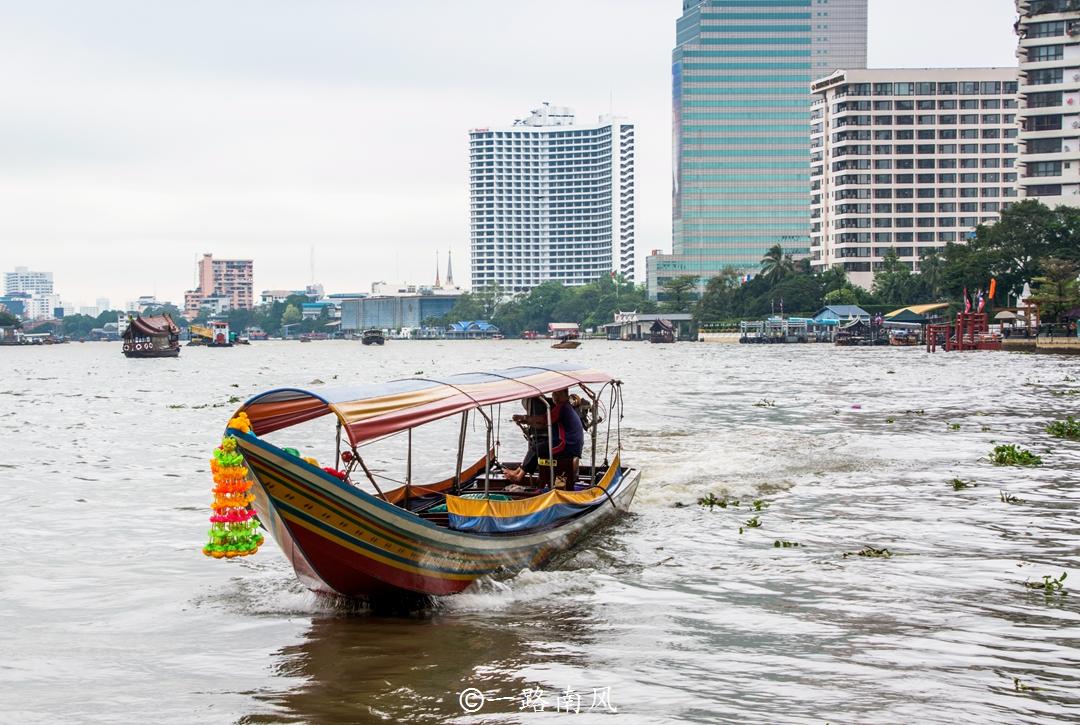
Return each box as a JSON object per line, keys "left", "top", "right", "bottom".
{"left": 651, "top": 0, "right": 866, "bottom": 298}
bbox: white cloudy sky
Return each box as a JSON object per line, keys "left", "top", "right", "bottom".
{"left": 0, "top": 0, "right": 1018, "bottom": 307}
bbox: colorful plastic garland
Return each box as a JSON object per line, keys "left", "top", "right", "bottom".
{"left": 202, "top": 426, "right": 263, "bottom": 559}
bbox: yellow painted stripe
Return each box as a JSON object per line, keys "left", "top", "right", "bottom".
{"left": 447, "top": 454, "right": 620, "bottom": 519}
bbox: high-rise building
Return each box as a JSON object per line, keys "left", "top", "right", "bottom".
{"left": 470, "top": 103, "right": 635, "bottom": 294}
{"left": 183, "top": 254, "right": 254, "bottom": 319}
{"left": 1015, "top": 0, "right": 1080, "bottom": 207}
{"left": 4, "top": 266, "right": 54, "bottom": 296}
{"left": 810, "top": 68, "right": 1020, "bottom": 289}
{"left": 648, "top": 0, "right": 868, "bottom": 299}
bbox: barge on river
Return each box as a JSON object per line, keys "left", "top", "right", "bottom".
{"left": 122, "top": 314, "right": 180, "bottom": 358}
{"left": 221, "top": 364, "right": 638, "bottom": 599}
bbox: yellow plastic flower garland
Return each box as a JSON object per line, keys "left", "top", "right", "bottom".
{"left": 202, "top": 413, "right": 263, "bottom": 559}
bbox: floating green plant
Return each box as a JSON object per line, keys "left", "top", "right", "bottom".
{"left": 697, "top": 493, "right": 725, "bottom": 510}
{"left": 228, "top": 395, "right": 241, "bottom": 404}
{"left": 905, "top": 409, "right": 926, "bottom": 416}
{"left": 950, "top": 478, "right": 975, "bottom": 491}
{"left": 843, "top": 546, "right": 892, "bottom": 559}
{"left": 981, "top": 425, "right": 992, "bottom": 432}
{"left": 753, "top": 399, "right": 775, "bottom": 408}
{"left": 773, "top": 540, "right": 801, "bottom": 548}
{"left": 1046, "top": 416, "right": 1080, "bottom": 441}
{"left": 167, "top": 404, "right": 187, "bottom": 409}
{"left": 990, "top": 444, "right": 1042, "bottom": 466}
{"left": 1013, "top": 677, "right": 1039, "bottom": 693}
{"left": 744, "top": 515, "right": 761, "bottom": 528}
{"left": 948, "top": 422, "right": 961, "bottom": 431}
{"left": 885, "top": 417, "right": 895, "bottom": 424}
{"left": 999, "top": 490, "right": 1024, "bottom": 504}
{"left": 752, "top": 499, "right": 769, "bottom": 511}
{"left": 1024, "top": 572, "right": 1067, "bottom": 596}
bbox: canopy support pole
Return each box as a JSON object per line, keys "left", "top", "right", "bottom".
{"left": 543, "top": 397, "right": 555, "bottom": 491}
{"left": 405, "top": 428, "right": 412, "bottom": 510}
{"left": 583, "top": 387, "right": 599, "bottom": 487}
{"left": 355, "top": 455, "right": 388, "bottom": 501}
{"left": 334, "top": 419, "right": 342, "bottom": 470}
{"left": 454, "top": 411, "right": 468, "bottom": 494}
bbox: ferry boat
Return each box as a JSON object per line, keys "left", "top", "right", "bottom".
{"left": 122, "top": 314, "right": 180, "bottom": 358}
{"left": 218, "top": 364, "right": 637, "bottom": 599}
{"left": 362, "top": 328, "right": 385, "bottom": 346}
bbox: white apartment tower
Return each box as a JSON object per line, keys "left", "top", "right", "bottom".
{"left": 810, "top": 68, "right": 1020, "bottom": 289}
{"left": 469, "top": 103, "right": 635, "bottom": 294}
{"left": 4, "top": 266, "right": 54, "bottom": 296}
{"left": 1015, "top": 0, "right": 1080, "bottom": 206}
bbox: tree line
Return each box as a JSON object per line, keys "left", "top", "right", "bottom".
{"left": 692, "top": 200, "right": 1080, "bottom": 324}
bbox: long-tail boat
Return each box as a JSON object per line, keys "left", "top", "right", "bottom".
{"left": 122, "top": 314, "right": 180, "bottom": 357}
{"left": 221, "top": 364, "right": 638, "bottom": 599}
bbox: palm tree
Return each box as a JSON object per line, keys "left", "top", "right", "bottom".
{"left": 760, "top": 244, "right": 795, "bottom": 281}
{"left": 917, "top": 251, "right": 945, "bottom": 300}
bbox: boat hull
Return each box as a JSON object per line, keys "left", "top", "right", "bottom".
{"left": 235, "top": 432, "right": 639, "bottom": 598}
{"left": 123, "top": 346, "right": 180, "bottom": 358}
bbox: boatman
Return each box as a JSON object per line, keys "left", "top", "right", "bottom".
{"left": 503, "top": 389, "right": 585, "bottom": 489}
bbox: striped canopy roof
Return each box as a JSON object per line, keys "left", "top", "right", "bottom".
{"left": 234, "top": 364, "right": 613, "bottom": 445}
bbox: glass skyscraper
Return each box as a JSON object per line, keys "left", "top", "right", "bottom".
{"left": 648, "top": 0, "right": 867, "bottom": 298}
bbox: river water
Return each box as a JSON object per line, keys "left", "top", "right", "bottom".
{"left": 1, "top": 341, "right": 1077, "bottom": 724}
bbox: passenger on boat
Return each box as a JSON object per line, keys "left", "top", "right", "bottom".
{"left": 502, "top": 397, "right": 551, "bottom": 486}
{"left": 502, "top": 390, "right": 584, "bottom": 489}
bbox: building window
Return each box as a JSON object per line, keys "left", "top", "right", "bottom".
{"left": 873, "top": 83, "right": 894, "bottom": 95}
{"left": 1027, "top": 91, "right": 1063, "bottom": 108}
{"left": 916, "top": 82, "right": 936, "bottom": 95}
{"left": 1028, "top": 45, "right": 1063, "bottom": 62}
{"left": 1026, "top": 20, "right": 1066, "bottom": 38}
{"left": 1028, "top": 161, "right": 1062, "bottom": 177}
{"left": 1027, "top": 183, "right": 1062, "bottom": 196}
{"left": 1027, "top": 68, "right": 1063, "bottom": 86}
{"left": 1027, "top": 137, "right": 1062, "bottom": 154}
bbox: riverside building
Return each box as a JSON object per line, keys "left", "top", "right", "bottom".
{"left": 648, "top": 0, "right": 867, "bottom": 299}
{"left": 1015, "top": 0, "right": 1080, "bottom": 207}
{"left": 469, "top": 103, "right": 635, "bottom": 294}
{"left": 809, "top": 68, "right": 1020, "bottom": 289}
{"left": 4, "top": 266, "right": 53, "bottom": 297}
{"left": 183, "top": 254, "right": 254, "bottom": 319}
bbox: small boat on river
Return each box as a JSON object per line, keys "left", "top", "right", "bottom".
{"left": 551, "top": 334, "right": 580, "bottom": 349}
{"left": 122, "top": 314, "right": 180, "bottom": 358}
{"left": 218, "top": 364, "right": 637, "bottom": 599}
{"left": 362, "top": 328, "right": 385, "bottom": 346}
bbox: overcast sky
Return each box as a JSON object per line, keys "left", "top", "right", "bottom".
{"left": 0, "top": 0, "right": 1019, "bottom": 308}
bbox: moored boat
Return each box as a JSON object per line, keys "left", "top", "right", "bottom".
{"left": 362, "top": 328, "right": 386, "bottom": 346}
{"left": 209, "top": 364, "right": 637, "bottom": 599}
{"left": 122, "top": 314, "right": 180, "bottom": 358}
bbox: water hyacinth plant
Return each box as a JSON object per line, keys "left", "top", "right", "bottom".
{"left": 843, "top": 547, "right": 892, "bottom": 559}
{"left": 1046, "top": 416, "right": 1080, "bottom": 441}
{"left": 950, "top": 478, "right": 975, "bottom": 491}
{"left": 1024, "top": 572, "right": 1067, "bottom": 596}
{"left": 989, "top": 444, "right": 1042, "bottom": 466}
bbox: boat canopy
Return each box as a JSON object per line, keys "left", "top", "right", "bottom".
{"left": 234, "top": 364, "right": 613, "bottom": 445}
{"left": 124, "top": 314, "right": 179, "bottom": 338}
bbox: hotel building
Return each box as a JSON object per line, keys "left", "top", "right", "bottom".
{"left": 648, "top": 0, "right": 867, "bottom": 299}
{"left": 1015, "top": 0, "right": 1080, "bottom": 206}
{"left": 4, "top": 266, "right": 54, "bottom": 297}
{"left": 469, "top": 103, "right": 635, "bottom": 294}
{"left": 183, "top": 254, "right": 254, "bottom": 319}
{"left": 809, "top": 68, "right": 1020, "bottom": 289}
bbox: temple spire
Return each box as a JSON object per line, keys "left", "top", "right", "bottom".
{"left": 435, "top": 250, "right": 441, "bottom": 288}
{"left": 446, "top": 249, "right": 454, "bottom": 287}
